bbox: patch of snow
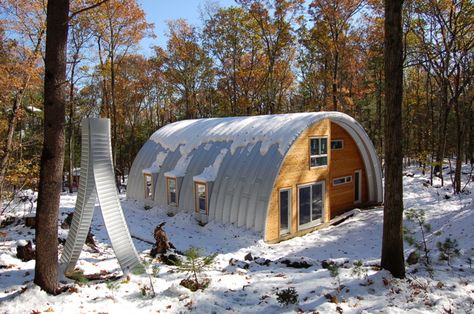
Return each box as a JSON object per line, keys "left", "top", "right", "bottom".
{"left": 1, "top": 162, "right": 473, "bottom": 314}
{"left": 143, "top": 152, "right": 167, "bottom": 173}
{"left": 164, "top": 153, "right": 192, "bottom": 178}
{"left": 193, "top": 149, "right": 228, "bottom": 182}
{"left": 16, "top": 240, "right": 28, "bottom": 247}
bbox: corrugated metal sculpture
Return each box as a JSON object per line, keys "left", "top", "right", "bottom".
{"left": 60, "top": 118, "right": 141, "bottom": 275}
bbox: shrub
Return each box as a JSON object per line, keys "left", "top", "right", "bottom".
{"left": 276, "top": 287, "right": 299, "bottom": 306}
{"left": 404, "top": 209, "right": 432, "bottom": 267}
{"left": 437, "top": 238, "right": 461, "bottom": 266}
{"left": 173, "top": 246, "right": 216, "bottom": 291}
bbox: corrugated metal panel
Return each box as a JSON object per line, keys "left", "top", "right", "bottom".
{"left": 126, "top": 112, "right": 383, "bottom": 236}
{"left": 60, "top": 119, "right": 141, "bottom": 275}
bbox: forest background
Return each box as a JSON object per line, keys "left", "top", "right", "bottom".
{"left": 0, "top": 0, "right": 472, "bottom": 205}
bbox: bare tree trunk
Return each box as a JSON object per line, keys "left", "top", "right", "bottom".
{"left": 67, "top": 56, "right": 78, "bottom": 194}
{"left": 332, "top": 50, "right": 339, "bottom": 111}
{"left": 381, "top": 0, "right": 405, "bottom": 279}
{"left": 34, "top": 0, "right": 70, "bottom": 294}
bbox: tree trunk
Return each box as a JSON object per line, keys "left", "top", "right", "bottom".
{"left": 34, "top": 0, "right": 70, "bottom": 294}
{"left": 381, "top": 0, "right": 405, "bottom": 279}
{"left": 67, "top": 56, "right": 78, "bottom": 194}
{"left": 332, "top": 50, "right": 339, "bottom": 111}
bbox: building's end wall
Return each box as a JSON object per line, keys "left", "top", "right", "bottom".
{"left": 265, "top": 119, "right": 368, "bottom": 242}
{"left": 329, "top": 122, "right": 367, "bottom": 217}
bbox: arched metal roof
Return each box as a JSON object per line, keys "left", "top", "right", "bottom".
{"left": 127, "top": 112, "right": 383, "bottom": 234}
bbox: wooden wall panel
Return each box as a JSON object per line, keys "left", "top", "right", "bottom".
{"left": 329, "top": 122, "right": 367, "bottom": 217}
{"left": 265, "top": 119, "right": 330, "bottom": 242}
{"left": 265, "top": 120, "right": 368, "bottom": 242}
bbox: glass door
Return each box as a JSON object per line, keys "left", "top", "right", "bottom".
{"left": 298, "top": 181, "right": 324, "bottom": 229}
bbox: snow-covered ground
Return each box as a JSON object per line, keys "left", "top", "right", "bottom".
{"left": 0, "top": 165, "right": 473, "bottom": 313}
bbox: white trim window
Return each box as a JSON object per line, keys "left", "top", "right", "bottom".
{"left": 194, "top": 182, "right": 208, "bottom": 215}
{"left": 144, "top": 173, "right": 153, "bottom": 200}
{"left": 166, "top": 177, "right": 178, "bottom": 206}
{"left": 331, "top": 139, "right": 344, "bottom": 150}
{"left": 309, "top": 137, "right": 328, "bottom": 168}
{"left": 298, "top": 181, "right": 325, "bottom": 229}
{"left": 333, "top": 175, "right": 352, "bottom": 186}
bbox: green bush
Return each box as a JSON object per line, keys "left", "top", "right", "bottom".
{"left": 276, "top": 287, "right": 299, "bottom": 306}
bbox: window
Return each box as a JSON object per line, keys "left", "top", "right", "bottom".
{"left": 310, "top": 137, "right": 328, "bottom": 168}
{"left": 279, "top": 188, "right": 291, "bottom": 235}
{"left": 354, "top": 170, "right": 361, "bottom": 204}
{"left": 167, "top": 177, "right": 178, "bottom": 206}
{"left": 194, "top": 182, "right": 208, "bottom": 215}
{"left": 331, "top": 139, "right": 344, "bottom": 150}
{"left": 298, "top": 182, "right": 324, "bottom": 228}
{"left": 333, "top": 175, "right": 352, "bottom": 186}
{"left": 144, "top": 173, "right": 153, "bottom": 199}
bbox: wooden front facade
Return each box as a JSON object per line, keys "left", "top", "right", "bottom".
{"left": 265, "top": 119, "right": 368, "bottom": 242}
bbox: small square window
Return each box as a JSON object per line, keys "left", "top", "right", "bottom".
{"left": 310, "top": 138, "right": 328, "bottom": 168}
{"left": 331, "top": 139, "right": 344, "bottom": 150}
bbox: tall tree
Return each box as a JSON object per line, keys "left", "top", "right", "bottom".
{"left": 381, "top": 0, "right": 405, "bottom": 278}
{"left": 34, "top": 0, "right": 70, "bottom": 294}
{"left": 159, "top": 19, "right": 214, "bottom": 119}
{"left": 35, "top": 0, "right": 109, "bottom": 294}
{"left": 309, "top": 0, "right": 365, "bottom": 111}
{"left": 91, "top": 0, "right": 152, "bottom": 172}
{"left": 0, "top": 0, "right": 46, "bottom": 204}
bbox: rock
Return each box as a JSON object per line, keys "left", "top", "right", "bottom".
{"left": 16, "top": 240, "right": 35, "bottom": 262}
{"left": 244, "top": 252, "right": 253, "bottom": 261}
{"left": 160, "top": 253, "right": 180, "bottom": 266}
{"left": 281, "top": 258, "right": 312, "bottom": 269}
{"left": 406, "top": 251, "right": 419, "bottom": 265}
{"left": 321, "top": 258, "right": 349, "bottom": 269}
{"left": 254, "top": 258, "right": 272, "bottom": 266}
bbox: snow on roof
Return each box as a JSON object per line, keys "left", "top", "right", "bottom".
{"left": 193, "top": 148, "right": 228, "bottom": 182}
{"left": 150, "top": 112, "right": 352, "bottom": 157}
{"left": 142, "top": 152, "right": 167, "bottom": 174}
{"left": 164, "top": 153, "right": 192, "bottom": 178}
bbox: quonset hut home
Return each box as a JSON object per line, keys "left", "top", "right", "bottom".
{"left": 127, "top": 112, "right": 383, "bottom": 242}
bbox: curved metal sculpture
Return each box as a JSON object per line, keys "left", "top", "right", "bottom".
{"left": 60, "top": 118, "right": 141, "bottom": 275}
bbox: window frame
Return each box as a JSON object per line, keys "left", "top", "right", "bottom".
{"left": 331, "top": 139, "right": 344, "bottom": 150}
{"left": 279, "top": 187, "right": 292, "bottom": 235}
{"left": 194, "top": 181, "right": 209, "bottom": 215}
{"left": 297, "top": 181, "right": 325, "bottom": 230}
{"left": 309, "top": 137, "right": 328, "bottom": 169}
{"left": 332, "top": 175, "right": 352, "bottom": 186}
{"left": 143, "top": 173, "right": 153, "bottom": 200}
{"left": 166, "top": 176, "right": 178, "bottom": 207}
{"left": 354, "top": 170, "right": 362, "bottom": 204}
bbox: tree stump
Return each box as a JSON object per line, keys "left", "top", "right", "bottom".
{"left": 16, "top": 240, "right": 35, "bottom": 261}
{"left": 150, "top": 222, "right": 176, "bottom": 258}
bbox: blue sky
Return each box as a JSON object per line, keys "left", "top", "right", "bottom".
{"left": 137, "top": 0, "right": 237, "bottom": 54}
